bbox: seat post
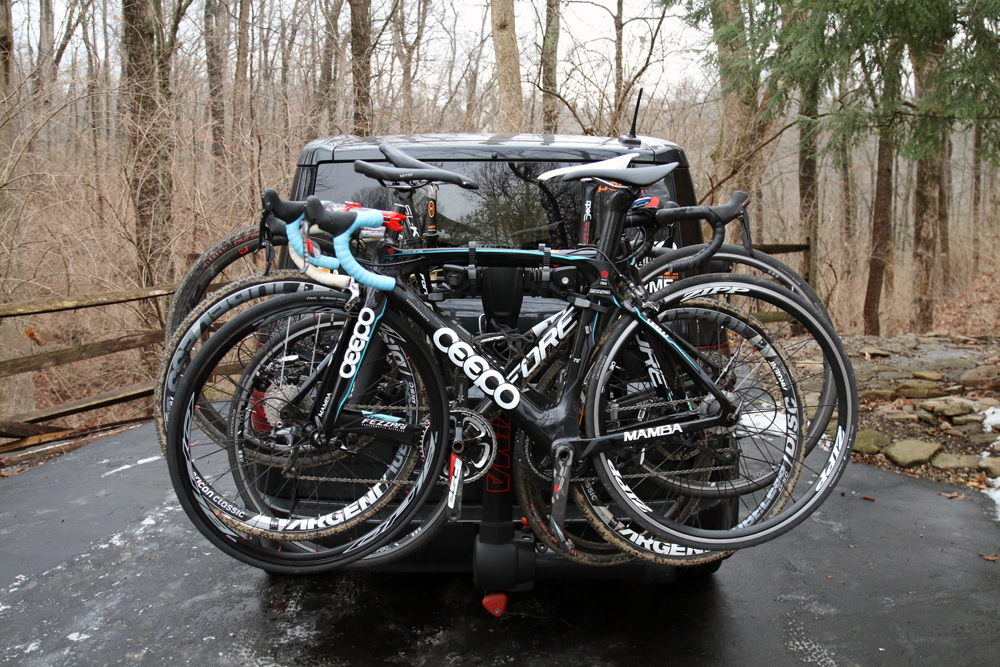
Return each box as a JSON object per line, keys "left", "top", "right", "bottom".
{"left": 596, "top": 187, "right": 640, "bottom": 261}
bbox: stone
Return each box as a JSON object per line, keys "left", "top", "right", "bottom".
{"left": 953, "top": 413, "right": 986, "bottom": 425}
{"left": 927, "top": 358, "right": 977, "bottom": 371}
{"left": 918, "top": 400, "right": 946, "bottom": 411}
{"left": 862, "top": 389, "right": 898, "bottom": 401}
{"left": 916, "top": 408, "right": 940, "bottom": 426}
{"left": 912, "top": 371, "right": 943, "bottom": 381}
{"left": 876, "top": 371, "right": 914, "bottom": 380}
{"left": 945, "top": 385, "right": 966, "bottom": 395}
{"left": 861, "top": 347, "right": 892, "bottom": 357}
{"left": 896, "top": 379, "right": 948, "bottom": 399}
{"left": 978, "top": 458, "right": 1000, "bottom": 479}
{"left": 969, "top": 433, "right": 1000, "bottom": 446}
{"left": 885, "top": 412, "right": 920, "bottom": 422}
{"left": 883, "top": 440, "right": 942, "bottom": 467}
{"left": 931, "top": 453, "right": 983, "bottom": 470}
{"left": 975, "top": 398, "right": 1000, "bottom": 409}
{"left": 933, "top": 401, "right": 974, "bottom": 417}
{"left": 854, "top": 429, "right": 890, "bottom": 454}
{"left": 959, "top": 366, "right": 1000, "bottom": 387}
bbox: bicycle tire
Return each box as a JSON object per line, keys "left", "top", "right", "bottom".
{"left": 165, "top": 292, "right": 449, "bottom": 572}
{"left": 591, "top": 276, "right": 857, "bottom": 550}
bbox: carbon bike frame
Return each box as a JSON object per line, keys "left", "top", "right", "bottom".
{"left": 294, "top": 187, "right": 740, "bottom": 463}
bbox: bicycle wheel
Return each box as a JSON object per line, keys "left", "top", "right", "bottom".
{"left": 165, "top": 292, "right": 449, "bottom": 571}
{"left": 155, "top": 271, "right": 339, "bottom": 455}
{"left": 585, "top": 298, "right": 806, "bottom": 550}
{"left": 641, "top": 247, "right": 836, "bottom": 454}
{"left": 590, "top": 277, "right": 857, "bottom": 551}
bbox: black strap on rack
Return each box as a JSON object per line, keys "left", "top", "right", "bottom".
{"left": 467, "top": 241, "right": 478, "bottom": 293}
{"left": 538, "top": 244, "right": 552, "bottom": 297}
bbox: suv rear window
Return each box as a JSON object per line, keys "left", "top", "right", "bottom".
{"left": 314, "top": 160, "right": 675, "bottom": 249}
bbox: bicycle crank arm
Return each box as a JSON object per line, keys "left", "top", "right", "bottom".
{"left": 447, "top": 454, "right": 465, "bottom": 521}
{"left": 547, "top": 444, "right": 574, "bottom": 547}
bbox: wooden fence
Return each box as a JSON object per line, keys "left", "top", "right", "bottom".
{"left": 0, "top": 283, "right": 177, "bottom": 464}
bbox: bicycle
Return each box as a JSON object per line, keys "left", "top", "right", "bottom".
{"left": 164, "top": 153, "right": 850, "bottom": 572}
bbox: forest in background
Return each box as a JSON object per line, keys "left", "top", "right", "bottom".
{"left": 0, "top": 0, "right": 998, "bottom": 423}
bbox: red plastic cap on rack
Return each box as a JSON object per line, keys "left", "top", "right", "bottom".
{"left": 482, "top": 593, "right": 507, "bottom": 618}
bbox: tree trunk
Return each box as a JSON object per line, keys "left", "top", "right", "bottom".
{"left": 798, "top": 80, "right": 820, "bottom": 288}
{"left": 122, "top": 0, "right": 173, "bottom": 327}
{"left": 348, "top": 0, "right": 372, "bottom": 136}
{"left": 392, "top": 0, "right": 428, "bottom": 133}
{"left": 909, "top": 43, "right": 946, "bottom": 333}
{"left": 204, "top": 0, "right": 227, "bottom": 192}
{"left": 938, "top": 132, "right": 951, "bottom": 294}
{"left": 37, "top": 0, "right": 54, "bottom": 91}
{"left": 0, "top": 0, "right": 12, "bottom": 90}
{"left": 541, "top": 0, "right": 560, "bottom": 134}
{"left": 863, "top": 136, "right": 894, "bottom": 336}
{"left": 972, "top": 123, "right": 982, "bottom": 274}
{"left": 490, "top": 0, "right": 522, "bottom": 132}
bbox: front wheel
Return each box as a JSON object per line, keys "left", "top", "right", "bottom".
{"left": 165, "top": 292, "right": 449, "bottom": 572}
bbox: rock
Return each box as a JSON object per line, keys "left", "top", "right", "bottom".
{"left": 978, "top": 458, "right": 1000, "bottom": 479}
{"left": 912, "top": 371, "right": 944, "bottom": 381}
{"left": 945, "top": 385, "right": 966, "bottom": 395}
{"left": 854, "top": 430, "right": 890, "bottom": 454}
{"left": 877, "top": 371, "right": 916, "bottom": 381}
{"left": 896, "top": 379, "right": 948, "bottom": 399}
{"left": 953, "top": 413, "right": 986, "bottom": 425}
{"left": 959, "top": 365, "right": 1000, "bottom": 387}
{"left": 918, "top": 400, "right": 946, "bottom": 411}
{"left": 916, "top": 408, "right": 939, "bottom": 425}
{"left": 884, "top": 412, "right": 920, "bottom": 422}
{"left": 861, "top": 347, "right": 892, "bottom": 357}
{"left": 862, "top": 389, "right": 898, "bottom": 401}
{"left": 883, "top": 440, "right": 942, "bottom": 467}
{"left": 969, "top": 433, "right": 999, "bottom": 446}
{"left": 933, "top": 401, "right": 974, "bottom": 417}
{"left": 927, "top": 358, "right": 977, "bottom": 371}
{"left": 931, "top": 453, "right": 983, "bottom": 470}
{"left": 975, "top": 398, "right": 1000, "bottom": 409}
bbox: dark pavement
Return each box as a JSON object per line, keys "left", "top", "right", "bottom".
{"left": 1, "top": 423, "right": 998, "bottom": 666}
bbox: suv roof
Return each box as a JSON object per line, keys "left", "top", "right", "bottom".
{"left": 297, "top": 133, "right": 688, "bottom": 167}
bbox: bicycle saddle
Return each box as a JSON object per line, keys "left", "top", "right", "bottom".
{"left": 538, "top": 153, "right": 678, "bottom": 187}
{"left": 379, "top": 143, "right": 437, "bottom": 170}
{"left": 261, "top": 188, "right": 307, "bottom": 223}
{"left": 354, "top": 160, "right": 479, "bottom": 189}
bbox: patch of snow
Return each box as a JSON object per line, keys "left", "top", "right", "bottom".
{"left": 66, "top": 632, "right": 90, "bottom": 642}
{"left": 24, "top": 641, "right": 39, "bottom": 653}
{"left": 981, "top": 478, "right": 1000, "bottom": 522}
{"left": 140, "top": 517, "right": 156, "bottom": 526}
{"left": 982, "top": 407, "right": 1000, "bottom": 433}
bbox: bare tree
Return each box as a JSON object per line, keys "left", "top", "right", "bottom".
{"left": 540, "top": 0, "right": 560, "bottom": 133}
{"left": 393, "top": 0, "right": 430, "bottom": 133}
{"left": 204, "top": 0, "right": 227, "bottom": 191}
{"left": 491, "top": 0, "right": 522, "bottom": 132}
{"left": 349, "top": 0, "right": 373, "bottom": 135}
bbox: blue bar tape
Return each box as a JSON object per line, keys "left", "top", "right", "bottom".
{"left": 333, "top": 209, "right": 397, "bottom": 291}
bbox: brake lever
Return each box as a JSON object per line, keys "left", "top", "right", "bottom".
{"left": 739, "top": 203, "right": 754, "bottom": 257}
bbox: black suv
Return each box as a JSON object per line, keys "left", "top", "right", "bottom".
{"left": 288, "top": 133, "right": 707, "bottom": 589}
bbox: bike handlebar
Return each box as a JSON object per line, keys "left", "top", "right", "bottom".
{"left": 304, "top": 196, "right": 396, "bottom": 291}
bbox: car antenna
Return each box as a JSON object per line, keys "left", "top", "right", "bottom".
{"left": 619, "top": 88, "right": 643, "bottom": 146}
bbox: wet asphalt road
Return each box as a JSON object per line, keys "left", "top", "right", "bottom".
{"left": 1, "top": 423, "right": 998, "bottom": 666}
